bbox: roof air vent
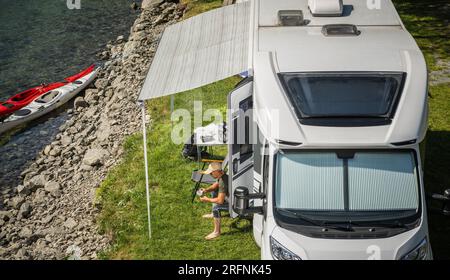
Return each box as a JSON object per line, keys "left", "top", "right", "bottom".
{"left": 278, "top": 10, "right": 309, "bottom": 26}
{"left": 322, "top": 24, "right": 360, "bottom": 36}
{"left": 308, "top": 0, "right": 343, "bottom": 17}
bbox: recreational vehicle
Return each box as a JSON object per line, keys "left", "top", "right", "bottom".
{"left": 138, "top": 0, "right": 450, "bottom": 260}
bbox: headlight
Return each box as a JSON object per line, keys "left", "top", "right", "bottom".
{"left": 270, "top": 236, "right": 302, "bottom": 260}
{"left": 401, "top": 238, "right": 429, "bottom": 260}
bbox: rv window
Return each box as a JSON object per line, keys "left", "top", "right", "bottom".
{"left": 278, "top": 72, "right": 405, "bottom": 122}
{"left": 347, "top": 152, "right": 419, "bottom": 211}
{"left": 276, "top": 152, "right": 345, "bottom": 210}
{"left": 274, "top": 150, "right": 420, "bottom": 222}
{"left": 239, "top": 116, "right": 253, "bottom": 163}
{"left": 253, "top": 127, "right": 262, "bottom": 175}
{"left": 263, "top": 153, "right": 270, "bottom": 194}
{"left": 232, "top": 118, "right": 238, "bottom": 154}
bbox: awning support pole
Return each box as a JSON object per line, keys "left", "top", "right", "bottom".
{"left": 140, "top": 101, "right": 152, "bottom": 239}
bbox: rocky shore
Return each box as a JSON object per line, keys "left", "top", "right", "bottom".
{"left": 0, "top": 0, "right": 186, "bottom": 260}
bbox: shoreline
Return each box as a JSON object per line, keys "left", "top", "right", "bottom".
{"left": 0, "top": 1, "right": 185, "bottom": 260}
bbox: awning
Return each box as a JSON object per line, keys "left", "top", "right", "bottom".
{"left": 138, "top": 2, "right": 251, "bottom": 239}
{"left": 138, "top": 1, "right": 251, "bottom": 101}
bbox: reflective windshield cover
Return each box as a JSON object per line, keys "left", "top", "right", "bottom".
{"left": 278, "top": 72, "right": 405, "bottom": 125}
{"left": 274, "top": 150, "right": 420, "bottom": 223}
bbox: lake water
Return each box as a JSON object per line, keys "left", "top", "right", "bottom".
{"left": 0, "top": 0, "right": 140, "bottom": 100}
{"left": 0, "top": 0, "right": 140, "bottom": 189}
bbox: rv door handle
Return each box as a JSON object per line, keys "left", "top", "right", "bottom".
{"left": 233, "top": 158, "right": 238, "bottom": 174}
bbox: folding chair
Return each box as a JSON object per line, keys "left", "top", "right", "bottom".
{"left": 190, "top": 156, "right": 228, "bottom": 203}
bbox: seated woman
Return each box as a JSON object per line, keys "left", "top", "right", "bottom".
{"left": 198, "top": 162, "right": 229, "bottom": 240}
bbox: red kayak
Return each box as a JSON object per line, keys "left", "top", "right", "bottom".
{"left": 0, "top": 65, "right": 97, "bottom": 117}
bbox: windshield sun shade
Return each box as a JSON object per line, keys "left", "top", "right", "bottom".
{"left": 275, "top": 151, "right": 419, "bottom": 213}
{"left": 278, "top": 72, "right": 406, "bottom": 126}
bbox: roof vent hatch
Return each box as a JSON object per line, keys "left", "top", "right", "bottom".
{"left": 322, "top": 24, "right": 361, "bottom": 36}
{"left": 278, "top": 10, "right": 309, "bottom": 26}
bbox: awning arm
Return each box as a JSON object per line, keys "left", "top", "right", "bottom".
{"left": 139, "top": 101, "right": 152, "bottom": 239}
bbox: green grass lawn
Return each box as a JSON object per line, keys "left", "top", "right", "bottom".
{"left": 97, "top": 76, "right": 260, "bottom": 259}
{"left": 97, "top": 0, "right": 450, "bottom": 259}
{"left": 181, "top": 0, "right": 224, "bottom": 19}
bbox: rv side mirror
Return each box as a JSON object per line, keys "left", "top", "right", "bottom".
{"left": 429, "top": 189, "right": 450, "bottom": 216}
{"left": 233, "top": 187, "right": 265, "bottom": 216}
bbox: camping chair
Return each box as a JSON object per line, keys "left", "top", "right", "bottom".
{"left": 190, "top": 156, "right": 228, "bottom": 203}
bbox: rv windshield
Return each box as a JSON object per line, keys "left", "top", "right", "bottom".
{"left": 274, "top": 150, "right": 420, "bottom": 225}
{"left": 278, "top": 72, "right": 405, "bottom": 121}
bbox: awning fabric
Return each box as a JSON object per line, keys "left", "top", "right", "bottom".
{"left": 138, "top": 1, "right": 251, "bottom": 100}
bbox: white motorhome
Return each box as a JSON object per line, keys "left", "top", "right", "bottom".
{"left": 139, "top": 0, "right": 450, "bottom": 260}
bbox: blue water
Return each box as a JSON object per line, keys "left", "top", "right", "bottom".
{"left": 0, "top": 0, "right": 141, "bottom": 100}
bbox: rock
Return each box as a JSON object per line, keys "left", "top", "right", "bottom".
{"left": 11, "top": 196, "right": 25, "bottom": 209}
{"left": 122, "top": 40, "right": 138, "bottom": 59}
{"left": 80, "top": 164, "right": 93, "bottom": 172}
{"left": 153, "top": 14, "right": 167, "bottom": 25}
{"left": 19, "top": 227, "right": 33, "bottom": 239}
{"left": 84, "top": 107, "right": 99, "bottom": 119}
{"left": 43, "top": 145, "right": 52, "bottom": 155}
{"left": 17, "top": 185, "right": 31, "bottom": 196}
{"left": 15, "top": 248, "right": 29, "bottom": 260}
{"left": 96, "top": 121, "right": 111, "bottom": 142}
{"left": 84, "top": 89, "right": 99, "bottom": 105}
{"left": 162, "top": 5, "right": 176, "bottom": 15}
{"left": 0, "top": 211, "right": 12, "bottom": 222}
{"left": 111, "top": 75, "right": 125, "bottom": 88}
{"left": 116, "top": 35, "right": 125, "bottom": 44}
{"left": 142, "top": 0, "right": 164, "bottom": 9}
{"left": 60, "top": 135, "right": 73, "bottom": 147}
{"left": 79, "top": 124, "right": 96, "bottom": 139}
{"left": 18, "top": 202, "right": 32, "bottom": 219}
{"left": 82, "top": 149, "right": 108, "bottom": 166}
{"left": 45, "top": 226, "right": 64, "bottom": 237}
{"left": 134, "top": 23, "right": 148, "bottom": 32}
{"left": 64, "top": 218, "right": 78, "bottom": 230}
{"left": 41, "top": 214, "right": 54, "bottom": 225}
{"left": 72, "top": 173, "right": 84, "bottom": 182}
{"left": 49, "top": 146, "right": 62, "bottom": 157}
{"left": 94, "top": 79, "right": 108, "bottom": 89}
{"left": 74, "top": 96, "right": 88, "bottom": 109}
{"left": 44, "top": 181, "right": 61, "bottom": 196}
{"left": 133, "top": 30, "right": 147, "bottom": 42}
{"left": 33, "top": 189, "right": 47, "bottom": 204}
{"left": 24, "top": 174, "right": 47, "bottom": 191}
{"left": 98, "top": 50, "right": 110, "bottom": 60}
{"left": 130, "top": 2, "right": 139, "bottom": 10}
{"left": 66, "top": 244, "right": 82, "bottom": 260}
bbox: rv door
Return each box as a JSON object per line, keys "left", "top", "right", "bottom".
{"left": 228, "top": 78, "right": 254, "bottom": 218}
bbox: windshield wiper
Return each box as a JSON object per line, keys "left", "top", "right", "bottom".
{"left": 302, "top": 115, "right": 388, "bottom": 119}
{"left": 325, "top": 220, "right": 411, "bottom": 229}
{"left": 276, "top": 208, "right": 354, "bottom": 232}
{"left": 366, "top": 220, "right": 411, "bottom": 229}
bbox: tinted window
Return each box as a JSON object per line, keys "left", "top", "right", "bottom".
{"left": 279, "top": 72, "right": 405, "bottom": 118}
